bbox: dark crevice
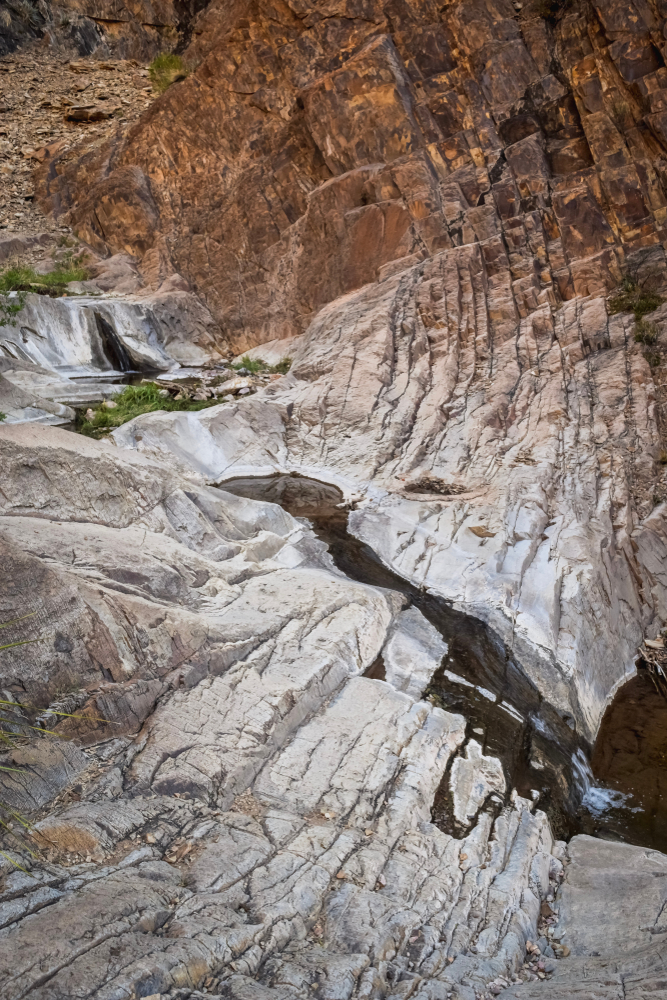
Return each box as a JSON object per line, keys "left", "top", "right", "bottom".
{"left": 93, "top": 312, "right": 134, "bottom": 373}
{"left": 364, "top": 653, "right": 386, "bottom": 681}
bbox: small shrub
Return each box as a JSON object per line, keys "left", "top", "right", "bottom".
{"left": 644, "top": 347, "right": 662, "bottom": 369}
{"left": 609, "top": 276, "right": 664, "bottom": 320}
{"left": 0, "top": 413, "right": 5, "bottom": 423}
{"left": 7, "top": 0, "right": 40, "bottom": 25}
{"left": 611, "top": 99, "right": 632, "bottom": 128}
{"left": 232, "top": 354, "right": 292, "bottom": 375}
{"left": 148, "top": 54, "right": 189, "bottom": 94}
{"left": 76, "top": 381, "right": 220, "bottom": 439}
{"left": 635, "top": 319, "right": 659, "bottom": 345}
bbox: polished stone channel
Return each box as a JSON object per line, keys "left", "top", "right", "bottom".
{"left": 218, "top": 473, "right": 662, "bottom": 850}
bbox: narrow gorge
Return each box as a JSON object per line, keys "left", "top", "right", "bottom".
{"left": 2, "top": 1, "right": 667, "bottom": 998}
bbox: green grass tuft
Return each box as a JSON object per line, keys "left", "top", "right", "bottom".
{"left": 635, "top": 319, "right": 659, "bottom": 345}
{"left": 0, "top": 263, "right": 88, "bottom": 294}
{"left": 0, "top": 413, "right": 5, "bottom": 423}
{"left": 0, "top": 264, "right": 89, "bottom": 325}
{"left": 609, "top": 277, "right": 664, "bottom": 321}
{"left": 76, "top": 382, "right": 221, "bottom": 439}
{"left": 148, "top": 53, "right": 189, "bottom": 94}
{"left": 233, "top": 354, "right": 292, "bottom": 375}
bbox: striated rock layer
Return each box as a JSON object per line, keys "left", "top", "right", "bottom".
{"left": 112, "top": 255, "right": 667, "bottom": 743}
{"left": 27, "top": 0, "right": 667, "bottom": 740}
{"left": 7, "top": 0, "right": 667, "bottom": 996}
{"left": 34, "top": 0, "right": 667, "bottom": 350}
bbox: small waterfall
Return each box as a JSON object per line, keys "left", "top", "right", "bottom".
{"left": 572, "top": 749, "right": 639, "bottom": 817}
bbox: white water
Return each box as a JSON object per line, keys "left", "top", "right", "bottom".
{"left": 572, "top": 749, "right": 641, "bottom": 817}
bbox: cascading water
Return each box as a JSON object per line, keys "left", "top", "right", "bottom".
{"left": 571, "top": 748, "right": 639, "bottom": 819}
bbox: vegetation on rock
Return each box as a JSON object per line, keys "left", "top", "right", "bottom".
{"left": 0, "top": 263, "right": 90, "bottom": 325}
{"left": 609, "top": 277, "right": 664, "bottom": 321}
{"left": 148, "top": 53, "right": 189, "bottom": 93}
{"left": 233, "top": 355, "right": 292, "bottom": 375}
{"left": 635, "top": 320, "right": 659, "bottom": 345}
{"left": 0, "top": 264, "right": 89, "bottom": 294}
{"left": 76, "top": 381, "right": 220, "bottom": 438}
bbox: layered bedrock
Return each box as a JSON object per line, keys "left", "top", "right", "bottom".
{"left": 34, "top": 0, "right": 667, "bottom": 350}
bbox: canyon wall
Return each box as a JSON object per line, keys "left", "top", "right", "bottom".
{"left": 34, "top": 0, "right": 667, "bottom": 350}
{"left": 4, "top": 3, "right": 667, "bottom": 997}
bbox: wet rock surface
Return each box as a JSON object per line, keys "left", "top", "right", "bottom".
{"left": 590, "top": 670, "right": 667, "bottom": 849}
{"left": 111, "top": 257, "right": 667, "bottom": 745}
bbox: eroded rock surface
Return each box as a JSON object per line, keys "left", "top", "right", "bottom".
{"left": 498, "top": 835, "right": 667, "bottom": 1000}
{"left": 0, "top": 285, "right": 223, "bottom": 380}
{"left": 6, "top": 0, "right": 667, "bottom": 996}
{"left": 110, "top": 248, "right": 667, "bottom": 742}
{"left": 0, "top": 425, "right": 561, "bottom": 999}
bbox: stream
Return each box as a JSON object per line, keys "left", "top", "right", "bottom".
{"left": 219, "top": 473, "right": 666, "bottom": 851}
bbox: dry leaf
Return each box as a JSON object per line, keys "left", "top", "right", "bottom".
{"left": 469, "top": 526, "right": 497, "bottom": 538}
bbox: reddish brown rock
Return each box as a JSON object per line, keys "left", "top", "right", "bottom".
{"left": 31, "top": 0, "right": 667, "bottom": 354}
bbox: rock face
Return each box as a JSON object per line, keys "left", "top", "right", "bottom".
{"left": 0, "top": 0, "right": 210, "bottom": 60}
{"left": 0, "top": 286, "right": 222, "bottom": 372}
{"left": 7, "top": 1, "right": 667, "bottom": 997}
{"left": 34, "top": 0, "right": 667, "bottom": 351}
{"left": 0, "top": 424, "right": 561, "bottom": 1000}
{"left": 28, "top": 0, "right": 667, "bottom": 740}
{"left": 499, "top": 834, "right": 667, "bottom": 1000}
{"left": 110, "top": 260, "right": 667, "bottom": 742}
